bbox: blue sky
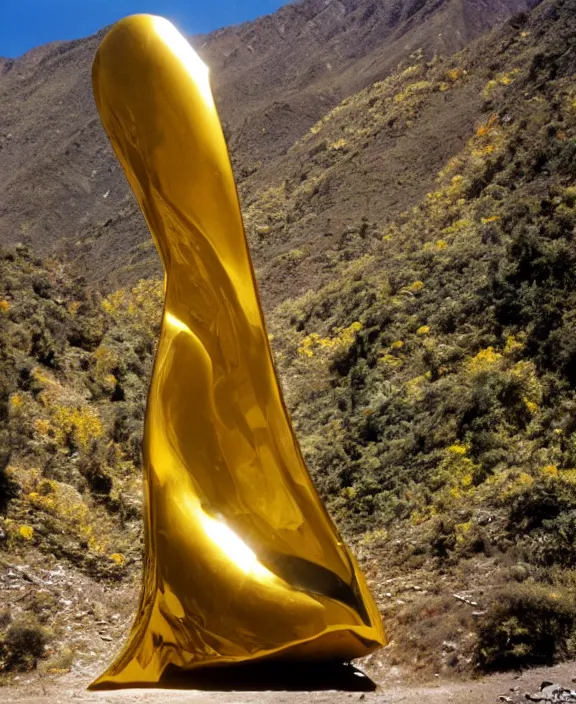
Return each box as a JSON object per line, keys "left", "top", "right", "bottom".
{"left": 0, "top": 0, "right": 289, "bottom": 58}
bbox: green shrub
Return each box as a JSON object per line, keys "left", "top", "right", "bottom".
{"left": 1, "top": 621, "right": 48, "bottom": 672}
{"left": 476, "top": 583, "right": 576, "bottom": 670}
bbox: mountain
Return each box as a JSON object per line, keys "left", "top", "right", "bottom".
{"left": 198, "top": 0, "right": 540, "bottom": 165}
{"left": 0, "top": 0, "right": 539, "bottom": 292}
{"left": 2, "top": 0, "right": 576, "bottom": 687}
{"left": 266, "top": 0, "right": 576, "bottom": 673}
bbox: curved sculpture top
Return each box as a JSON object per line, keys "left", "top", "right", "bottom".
{"left": 90, "top": 15, "right": 385, "bottom": 689}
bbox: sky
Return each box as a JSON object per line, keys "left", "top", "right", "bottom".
{"left": 0, "top": 0, "right": 289, "bottom": 58}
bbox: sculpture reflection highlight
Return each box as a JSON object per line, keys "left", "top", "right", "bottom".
{"left": 90, "top": 15, "right": 386, "bottom": 690}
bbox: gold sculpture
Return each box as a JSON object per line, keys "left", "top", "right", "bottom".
{"left": 90, "top": 15, "right": 385, "bottom": 689}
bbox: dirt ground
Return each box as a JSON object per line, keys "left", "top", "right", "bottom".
{"left": 3, "top": 550, "right": 576, "bottom": 704}
{"left": 4, "top": 660, "right": 576, "bottom": 704}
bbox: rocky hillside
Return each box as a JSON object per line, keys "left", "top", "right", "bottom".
{"left": 0, "top": 0, "right": 539, "bottom": 291}
{"left": 267, "top": 0, "right": 576, "bottom": 673}
{"left": 1, "top": 0, "right": 576, "bottom": 687}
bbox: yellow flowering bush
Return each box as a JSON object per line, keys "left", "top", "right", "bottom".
{"left": 298, "top": 322, "right": 362, "bottom": 358}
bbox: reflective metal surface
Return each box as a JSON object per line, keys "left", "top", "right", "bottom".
{"left": 90, "top": 15, "right": 385, "bottom": 689}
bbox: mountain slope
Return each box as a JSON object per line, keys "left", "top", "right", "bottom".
{"left": 0, "top": 0, "right": 539, "bottom": 291}
{"left": 265, "top": 0, "right": 576, "bottom": 672}
{"left": 1, "top": 0, "right": 576, "bottom": 681}
{"left": 200, "top": 0, "right": 541, "bottom": 166}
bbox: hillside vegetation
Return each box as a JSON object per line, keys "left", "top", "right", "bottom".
{"left": 1, "top": 0, "right": 576, "bottom": 684}
{"left": 267, "top": 0, "right": 576, "bottom": 673}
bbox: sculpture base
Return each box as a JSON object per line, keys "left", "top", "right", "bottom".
{"left": 90, "top": 660, "right": 377, "bottom": 693}
{"left": 88, "top": 628, "right": 381, "bottom": 691}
